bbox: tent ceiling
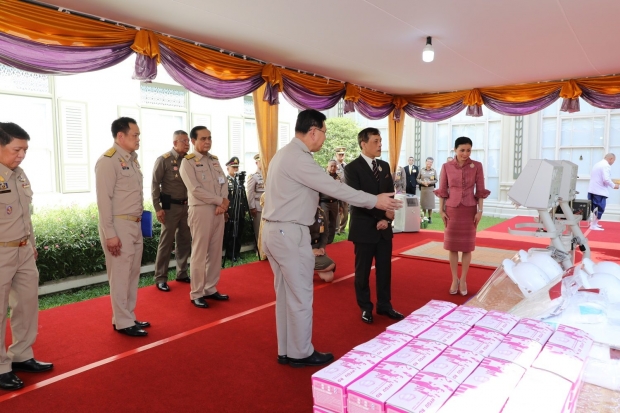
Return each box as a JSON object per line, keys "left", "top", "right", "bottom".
{"left": 48, "top": 0, "right": 620, "bottom": 95}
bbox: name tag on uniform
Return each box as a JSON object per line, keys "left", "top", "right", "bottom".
{"left": 218, "top": 177, "right": 225, "bottom": 184}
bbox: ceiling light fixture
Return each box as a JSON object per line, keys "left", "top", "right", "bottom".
{"left": 422, "top": 36, "right": 434, "bottom": 63}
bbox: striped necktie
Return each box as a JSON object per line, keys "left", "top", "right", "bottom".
{"left": 372, "top": 159, "right": 379, "bottom": 181}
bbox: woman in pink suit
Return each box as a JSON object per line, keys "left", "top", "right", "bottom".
{"left": 434, "top": 137, "right": 490, "bottom": 296}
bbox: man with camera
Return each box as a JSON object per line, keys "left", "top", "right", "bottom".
{"left": 224, "top": 157, "right": 247, "bottom": 262}
{"left": 151, "top": 130, "right": 192, "bottom": 292}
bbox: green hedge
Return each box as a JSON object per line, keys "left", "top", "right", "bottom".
{"left": 33, "top": 203, "right": 255, "bottom": 284}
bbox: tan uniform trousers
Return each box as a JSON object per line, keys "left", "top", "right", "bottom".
{"left": 98, "top": 218, "right": 143, "bottom": 330}
{"left": 0, "top": 244, "right": 38, "bottom": 374}
{"left": 154, "top": 204, "right": 191, "bottom": 283}
{"left": 188, "top": 204, "right": 224, "bottom": 300}
{"left": 262, "top": 221, "right": 315, "bottom": 359}
{"left": 338, "top": 202, "right": 349, "bottom": 234}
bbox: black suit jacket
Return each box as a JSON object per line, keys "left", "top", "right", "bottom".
{"left": 345, "top": 156, "right": 394, "bottom": 244}
{"left": 404, "top": 164, "right": 419, "bottom": 194}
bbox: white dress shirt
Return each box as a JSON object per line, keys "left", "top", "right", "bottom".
{"left": 588, "top": 158, "right": 616, "bottom": 197}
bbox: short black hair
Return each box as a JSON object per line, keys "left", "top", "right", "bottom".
{"left": 190, "top": 126, "right": 208, "bottom": 140}
{"left": 111, "top": 117, "right": 137, "bottom": 138}
{"left": 295, "top": 109, "right": 326, "bottom": 134}
{"left": 454, "top": 136, "right": 473, "bottom": 149}
{"left": 0, "top": 122, "right": 30, "bottom": 146}
{"left": 357, "top": 127, "right": 380, "bottom": 149}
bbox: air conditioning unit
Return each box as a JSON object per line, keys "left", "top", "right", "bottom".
{"left": 393, "top": 194, "right": 420, "bottom": 233}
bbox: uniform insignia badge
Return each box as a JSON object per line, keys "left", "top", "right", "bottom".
{"left": 173, "top": 160, "right": 177, "bottom": 164}
{"left": 195, "top": 163, "right": 203, "bottom": 167}
{"left": 120, "top": 161, "right": 129, "bottom": 170}
{"left": 163, "top": 152, "right": 171, "bottom": 159}
{"left": 173, "top": 166, "right": 178, "bottom": 171}
{"left": 413, "top": 169, "right": 417, "bottom": 173}
{"left": 6, "top": 205, "right": 12, "bottom": 215}
{"left": 0, "top": 182, "right": 8, "bottom": 191}
{"left": 0, "top": 175, "right": 4, "bottom": 182}
{"left": 470, "top": 163, "right": 474, "bottom": 168}
{"left": 378, "top": 165, "right": 382, "bottom": 172}
{"left": 211, "top": 155, "right": 219, "bottom": 160}
{"left": 104, "top": 147, "right": 116, "bottom": 157}
{"left": 185, "top": 154, "right": 196, "bottom": 160}
{"left": 22, "top": 183, "right": 30, "bottom": 188}
{"left": 175, "top": 174, "right": 178, "bottom": 178}
{"left": 17, "top": 175, "right": 26, "bottom": 182}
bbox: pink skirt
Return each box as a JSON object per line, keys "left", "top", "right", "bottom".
{"left": 444, "top": 205, "right": 477, "bottom": 252}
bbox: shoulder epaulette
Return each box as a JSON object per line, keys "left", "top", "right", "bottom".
{"left": 210, "top": 155, "right": 219, "bottom": 160}
{"left": 162, "top": 152, "right": 171, "bottom": 159}
{"left": 184, "top": 154, "right": 196, "bottom": 160}
{"left": 103, "top": 147, "right": 116, "bottom": 157}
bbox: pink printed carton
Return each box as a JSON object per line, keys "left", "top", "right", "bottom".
{"left": 474, "top": 310, "right": 519, "bottom": 334}
{"left": 353, "top": 331, "right": 413, "bottom": 359}
{"left": 437, "top": 358, "right": 525, "bottom": 413}
{"left": 409, "top": 300, "right": 457, "bottom": 320}
{"left": 502, "top": 368, "right": 573, "bottom": 413}
{"left": 488, "top": 335, "right": 543, "bottom": 369}
{"left": 387, "top": 315, "right": 436, "bottom": 338}
{"left": 451, "top": 326, "right": 504, "bottom": 357}
{"left": 312, "top": 350, "right": 383, "bottom": 413}
{"left": 531, "top": 343, "right": 586, "bottom": 384}
{"left": 422, "top": 347, "right": 483, "bottom": 384}
{"left": 508, "top": 318, "right": 554, "bottom": 346}
{"left": 313, "top": 406, "right": 337, "bottom": 413}
{"left": 346, "top": 361, "right": 417, "bottom": 413}
{"left": 385, "top": 371, "right": 459, "bottom": 413}
{"left": 546, "top": 324, "right": 593, "bottom": 361}
{"left": 385, "top": 339, "right": 447, "bottom": 371}
{"left": 417, "top": 320, "right": 471, "bottom": 346}
{"left": 442, "top": 305, "right": 487, "bottom": 326}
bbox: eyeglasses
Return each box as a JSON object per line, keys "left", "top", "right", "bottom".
{"left": 313, "top": 127, "right": 327, "bottom": 135}
{"left": 175, "top": 139, "right": 190, "bottom": 144}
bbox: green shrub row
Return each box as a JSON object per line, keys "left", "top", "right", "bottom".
{"left": 32, "top": 203, "right": 255, "bottom": 284}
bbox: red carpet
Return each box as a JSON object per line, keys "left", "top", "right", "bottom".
{"left": 1, "top": 232, "right": 492, "bottom": 412}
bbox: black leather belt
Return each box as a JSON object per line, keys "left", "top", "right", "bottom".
{"left": 320, "top": 199, "right": 337, "bottom": 203}
{"left": 170, "top": 198, "right": 188, "bottom": 205}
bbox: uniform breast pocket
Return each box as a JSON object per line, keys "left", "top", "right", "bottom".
{"left": 194, "top": 166, "right": 208, "bottom": 181}
{"left": 0, "top": 190, "right": 19, "bottom": 220}
{"left": 119, "top": 170, "right": 139, "bottom": 190}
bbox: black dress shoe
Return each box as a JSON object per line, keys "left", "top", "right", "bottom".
{"left": 11, "top": 358, "right": 54, "bottom": 373}
{"left": 277, "top": 355, "right": 288, "bottom": 365}
{"left": 134, "top": 320, "right": 150, "bottom": 328}
{"left": 0, "top": 371, "right": 23, "bottom": 390}
{"left": 156, "top": 282, "right": 170, "bottom": 292}
{"left": 176, "top": 277, "right": 191, "bottom": 283}
{"left": 116, "top": 325, "right": 148, "bottom": 337}
{"left": 376, "top": 309, "right": 405, "bottom": 320}
{"left": 361, "top": 310, "right": 374, "bottom": 324}
{"left": 191, "top": 298, "right": 209, "bottom": 308}
{"left": 204, "top": 291, "right": 229, "bottom": 301}
{"left": 288, "top": 351, "right": 334, "bottom": 368}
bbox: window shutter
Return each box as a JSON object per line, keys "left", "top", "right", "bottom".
{"left": 117, "top": 106, "right": 141, "bottom": 123}
{"left": 278, "top": 122, "right": 290, "bottom": 149}
{"left": 59, "top": 100, "right": 90, "bottom": 193}
{"left": 192, "top": 113, "right": 211, "bottom": 129}
{"left": 229, "top": 117, "right": 243, "bottom": 158}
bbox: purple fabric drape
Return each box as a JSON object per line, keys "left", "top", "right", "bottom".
{"left": 344, "top": 100, "right": 355, "bottom": 114}
{"left": 482, "top": 90, "right": 561, "bottom": 116}
{"left": 133, "top": 54, "right": 157, "bottom": 82}
{"left": 159, "top": 43, "right": 264, "bottom": 99}
{"left": 263, "top": 82, "right": 280, "bottom": 105}
{"left": 355, "top": 100, "right": 394, "bottom": 120}
{"left": 280, "top": 76, "right": 345, "bottom": 110}
{"left": 0, "top": 31, "right": 133, "bottom": 75}
{"left": 560, "top": 97, "right": 580, "bottom": 113}
{"left": 466, "top": 105, "right": 483, "bottom": 117}
{"left": 403, "top": 101, "right": 466, "bottom": 122}
{"left": 580, "top": 86, "right": 620, "bottom": 109}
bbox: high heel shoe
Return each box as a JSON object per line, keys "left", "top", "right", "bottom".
{"left": 449, "top": 279, "right": 459, "bottom": 295}
{"left": 459, "top": 281, "right": 468, "bottom": 296}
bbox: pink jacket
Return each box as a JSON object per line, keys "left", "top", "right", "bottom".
{"left": 434, "top": 158, "right": 490, "bottom": 207}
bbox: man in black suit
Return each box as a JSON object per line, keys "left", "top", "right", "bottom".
{"left": 345, "top": 127, "right": 405, "bottom": 324}
{"left": 404, "top": 156, "right": 419, "bottom": 195}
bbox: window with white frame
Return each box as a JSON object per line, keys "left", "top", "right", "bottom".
{"left": 435, "top": 109, "right": 501, "bottom": 200}
{"left": 541, "top": 99, "right": 620, "bottom": 205}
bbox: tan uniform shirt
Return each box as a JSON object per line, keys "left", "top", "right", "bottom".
{"left": 95, "top": 143, "right": 144, "bottom": 239}
{"left": 179, "top": 151, "right": 227, "bottom": 206}
{"left": 151, "top": 148, "right": 188, "bottom": 210}
{"left": 0, "top": 163, "right": 34, "bottom": 245}
{"left": 263, "top": 138, "right": 376, "bottom": 225}
{"left": 335, "top": 160, "right": 347, "bottom": 184}
{"left": 246, "top": 170, "right": 265, "bottom": 211}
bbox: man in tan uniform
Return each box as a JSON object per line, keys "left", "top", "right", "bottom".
{"left": 334, "top": 146, "right": 349, "bottom": 234}
{"left": 0, "top": 123, "right": 53, "bottom": 391}
{"left": 246, "top": 153, "right": 264, "bottom": 244}
{"left": 152, "top": 130, "right": 192, "bottom": 292}
{"left": 262, "top": 109, "right": 402, "bottom": 367}
{"left": 95, "top": 117, "right": 150, "bottom": 337}
{"left": 179, "top": 126, "right": 230, "bottom": 309}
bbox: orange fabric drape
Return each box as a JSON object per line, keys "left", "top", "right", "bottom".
{"left": 359, "top": 88, "right": 394, "bottom": 107}
{"left": 404, "top": 90, "right": 468, "bottom": 109}
{"left": 480, "top": 82, "right": 564, "bottom": 102}
{"left": 131, "top": 30, "right": 161, "bottom": 63}
{"left": 388, "top": 109, "right": 405, "bottom": 174}
{"left": 0, "top": 0, "right": 135, "bottom": 46}
{"left": 576, "top": 76, "right": 620, "bottom": 95}
{"left": 262, "top": 64, "right": 283, "bottom": 92}
{"left": 281, "top": 69, "right": 345, "bottom": 95}
{"left": 159, "top": 36, "right": 262, "bottom": 80}
{"left": 344, "top": 83, "right": 361, "bottom": 103}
